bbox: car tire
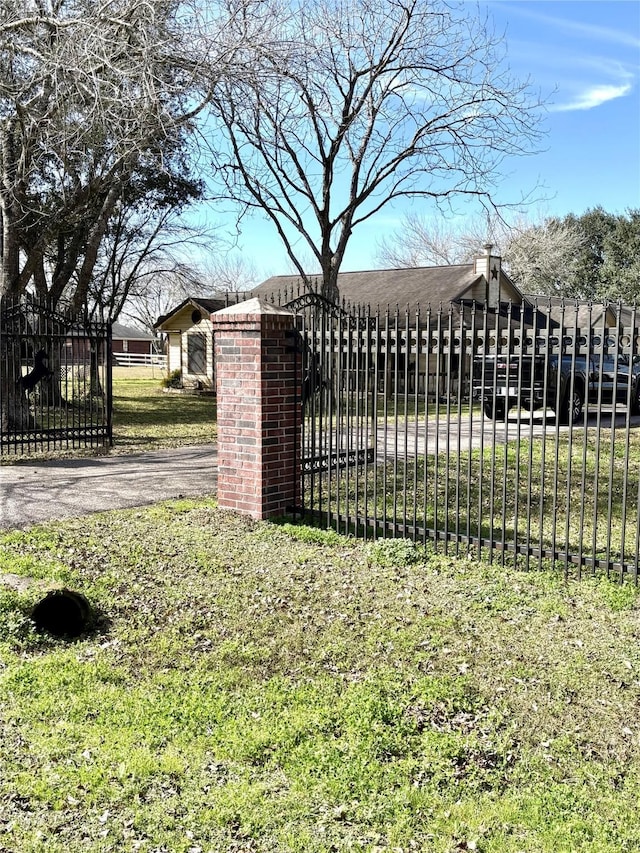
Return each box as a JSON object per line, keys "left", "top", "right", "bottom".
{"left": 558, "top": 385, "right": 584, "bottom": 425}
{"left": 484, "top": 398, "right": 507, "bottom": 421}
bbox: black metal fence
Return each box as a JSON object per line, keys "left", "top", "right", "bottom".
{"left": 0, "top": 296, "right": 112, "bottom": 456}
{"left": 297, "top": 299, "right": 640, "bottom": 581}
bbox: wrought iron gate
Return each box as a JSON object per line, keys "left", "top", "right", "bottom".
{"left": 0, "top": 296, "right": 112, "bottom": 455}
{"left": 294, "top": 294, "right": 377, "bottom": 533}
{"left": 295, "top": 296, "right": 640, "bottom": 581}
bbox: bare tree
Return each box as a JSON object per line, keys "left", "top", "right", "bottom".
{"left": 210, "top": 0, "right": 545, "bottom": 300}
{"left": 376, "top": 208, "right": 587, "bottom": 296}
{"left": 87, "top": 197, "right": 210, "bottom": 327}
{"left": 377, "top": 213, "right": 481, "bottom": 267}
{"left": 121, "top": 251, "right": 260, "bottom": 340}
{"left": 122, "top": 269, "right": 211, "bottom": 343}
{"left": 201, "top": 253, "right": 260, "bottom": 295}
{"left": 0, "top": 0, "right": 273, "bottom": 307}
{"left": 502, "top": 217, "right": 586, "bottom": 297}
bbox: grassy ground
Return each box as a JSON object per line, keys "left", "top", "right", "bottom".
{"left": 111, "top": 373, "right": 217, "bottom": 453}
{"left": 2, "top": 502, "right": 640, "bottom": 852}
{"left": 320, "top": 432, "right": 639, "bottom": 577}
{"left": 0, "top": 370, "right": 217, "bottom": 463}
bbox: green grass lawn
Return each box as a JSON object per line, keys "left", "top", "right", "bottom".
{"left": 321, "top": 431, "right": 640, "bottom": 577}
{"left": 0, "top": 373, "right": 217, "bottom": 463}
{"left": 2, "top": 502, "right": 640, "bottom": 852}
{"left": 112, "top": 375, "right": 217, "bottom": 453}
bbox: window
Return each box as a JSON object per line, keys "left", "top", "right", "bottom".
{"left": 187, "top": 332, "right": 206, "bottom": 374}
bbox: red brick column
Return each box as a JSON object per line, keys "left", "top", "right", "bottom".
{"left": 211, "top": 298, "right": 300, "bottom": 520}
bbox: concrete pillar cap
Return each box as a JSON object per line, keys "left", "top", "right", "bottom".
{"left": 211, "top": 298, "right": 295, "bottom": 318}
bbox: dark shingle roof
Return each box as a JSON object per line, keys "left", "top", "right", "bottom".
{"left": 154, "top": 296, "right": 227, "bottom": 328}
{"left": 522, "top": 295, "right": 631, "bottom": 329}
{"left": 112, "top": 322, "right": 154, "bottom": 340}
{"left": 249, "top": 265, "right": 483, "bottom": 313}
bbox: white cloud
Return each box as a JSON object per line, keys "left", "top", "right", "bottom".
{"left": 551, "top": 82, "right": 633, "bottom": 112}
{"left": 485, "top": 1, "right": 639, "bottom": 114}
{"left": 489, "top": 3, "right": 640, "bottom": 51}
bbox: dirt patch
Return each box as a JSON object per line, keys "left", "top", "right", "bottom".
{"left": 0, "top": 573, "right": 41, "bottom": 592}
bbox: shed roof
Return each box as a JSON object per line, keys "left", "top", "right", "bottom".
{"left": 154, "top": 296, "right": 227, "bottom": 330}
{"left": 112, "top": 322, "right": 154, "bottom": 341}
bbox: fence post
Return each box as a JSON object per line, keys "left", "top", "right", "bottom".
{"left": 211, "top": 298, "right": 300, "bottom": 520}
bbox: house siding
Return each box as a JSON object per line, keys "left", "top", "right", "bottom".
{"left": 159, "top": 305, "right": 215, "bottom": 389}
{"left": 112, "top": 339, "right": 152, "bottom": 355}
{"left": 168, "top": 334, "right": 182, "bottom": 376}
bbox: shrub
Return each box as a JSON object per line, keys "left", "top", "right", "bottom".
{"left": 161, "top": 369, "right": 182, "bottom": 389}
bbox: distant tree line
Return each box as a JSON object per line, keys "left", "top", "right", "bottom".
{"left": 558, "top": 208, "right": 640, "bottom": 304}
{"left": 376, "top": 207, "right": 640, "bottom": 304}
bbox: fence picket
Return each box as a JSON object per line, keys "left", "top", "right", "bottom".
{"left": 297, "top": 297, "right": 640, "bottom": 581}
{"left": 1, "top": 296, "right": 112, "bottom": 456}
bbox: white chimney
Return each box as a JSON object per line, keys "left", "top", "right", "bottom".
{"left": 474, "top": 243, "right": 501, "bottom": 307}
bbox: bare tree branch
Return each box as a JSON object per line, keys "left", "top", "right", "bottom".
{"left": 0, "top": 0, "right": 276, "bottom": 305}
{"left": 209, "top": 0, "right": 546, "bottom": 298}
{"left": 376, "top": 209, "right": 588, "bottom": 298}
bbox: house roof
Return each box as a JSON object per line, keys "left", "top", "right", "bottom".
{"left": 154, "top": 296, "right": 228, "bottom": 329}
{"left": 249, "top": 265, "right": 485, "bottom": 311}
{"left": 521, "top": 296, "right": 640, "bottom": 330}
{"left": 112, "top": 322, "right": 154, "bottom": 341}
{"left": 153, "top": 259, "right": 527, "bottom": 330}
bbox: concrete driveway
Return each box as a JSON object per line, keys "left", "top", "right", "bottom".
{"left": 377, "top": 408, "right": 638, "bottom": 456}
{"left": 3, "top": 406, "right": 637, "bottom": 531}
{"left": 0, "top": 444, "right": 218, "bottom": 531}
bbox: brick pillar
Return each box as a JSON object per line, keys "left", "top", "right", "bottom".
{"left": 211, "top": 298, "right": 300, "bottom": 520}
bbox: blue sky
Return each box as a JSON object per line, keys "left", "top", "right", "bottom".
{"left": 212, "top": 0, "right": 640, "bottom": 281}
{"left": 485, "top": 1, "right": 640, "bottom": 212}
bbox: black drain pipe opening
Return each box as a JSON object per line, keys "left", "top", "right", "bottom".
{"left": 31, "top": 589, "right": 92, "bottom": 638}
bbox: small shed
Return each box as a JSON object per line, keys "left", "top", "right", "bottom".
{"left": 154, "top": 297, "right": 226, "bottom": 390}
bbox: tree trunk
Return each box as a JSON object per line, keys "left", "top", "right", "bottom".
{"left": 0, "top": 336, "right": 37, "bottom": 434}
{"left": 0, "top": 199, "right": 21, "bottom": 300}
{"left": 72, "top": 182, "right": 124, "bottom": 314}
